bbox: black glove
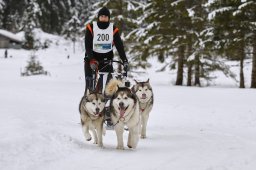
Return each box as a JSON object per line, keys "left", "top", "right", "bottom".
{"left": 123, "top": 61, "right": 129, "bottom": 72}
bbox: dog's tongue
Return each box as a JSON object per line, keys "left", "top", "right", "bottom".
{"left": 120, "top": 108, "right": 125, "bottom": 118}
{"left": 141, "top": 93, "right": 147, "bottom": 99}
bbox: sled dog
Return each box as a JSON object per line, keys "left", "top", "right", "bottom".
{"left": 79, "top": 90, "right": 105, "bottom": 147}
{"left": 132, "top": 79, "right": 154, "bottom": 138}
{"left": 105, "top": 79, "right": 140, "bottom": 150}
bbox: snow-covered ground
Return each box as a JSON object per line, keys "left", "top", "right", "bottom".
{"left": 0, "top": 35, "right": 256, "bottom": 170}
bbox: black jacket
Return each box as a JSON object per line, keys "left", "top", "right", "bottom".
{"left": 84, "top": 23, "right": 127, "bottom": 63}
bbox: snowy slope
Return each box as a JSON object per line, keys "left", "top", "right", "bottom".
{"left": 0, "top": 35, "right": 256, "bottom": 170}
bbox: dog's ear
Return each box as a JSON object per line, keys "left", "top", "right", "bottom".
{"left": 82, "top": 94, "right": 90, "bottom": 102}
{"left": 127, "top": 88, "right": 132, "bottom": 93}
{"left": 131, "top": 85, "right": 136, "bottom": 94}
{"left": 85, "top": 97, "right": 90, "bottom": 102}
{"left": 146, "top": 78, "right": 150, "bottom": 83}
{"left": 86, "top": 89, "right": 91, "bottom": 96}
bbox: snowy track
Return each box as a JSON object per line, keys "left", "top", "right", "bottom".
{"left": 1, "top": 47, "right": 256, "bottom": 170}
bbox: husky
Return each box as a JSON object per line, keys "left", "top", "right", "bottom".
{"left": 79, "top": 90, "right": 105, "bottom": 147}
{"left": 105, "top": 79, "right": 140, "bottom": 150}
{"left": 132, "top": 79, "right": 154, "bottom": 139}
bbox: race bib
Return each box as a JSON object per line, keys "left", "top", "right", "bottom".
{"left": 93, "top": 22, "right": 113, "bottom": 53}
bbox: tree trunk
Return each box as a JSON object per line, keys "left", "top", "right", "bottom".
{"left": 239, "top": 45, "right": 245, "bottom": 88}
{"left": 240, "top": 57, "right": 245, "bottom": 88}
{"left": 175, "top": 46, "right": 184, "bottom": 85}
{"left": 73, "top": 40, "right": 76, "bottom": 54}
{"left": 186, "top": 43, "right": 193, "bottom": 86}
{"left": 194, "top": 54, "right": 201, "bottom": 86}
{"left": 251, "top": 37, "right": 256, "bottom": 88}
{"left": 187, "top": 62, "right": 192, "bottom": 86}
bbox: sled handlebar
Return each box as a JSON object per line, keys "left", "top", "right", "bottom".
{"left": 91, "top": 60, "right": 128, "bottom": 77}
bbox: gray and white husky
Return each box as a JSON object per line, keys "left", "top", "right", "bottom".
{"left": 132, "top": 79, "right": 154, "bottom": 139}
{"left": 79, "top": 90, "right": 105, "bottom": 147}
{"left": 105, "top": 79, "right": 140, "bottom": 150}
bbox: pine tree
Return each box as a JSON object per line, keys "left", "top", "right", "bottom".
{"left": 63, "top": 9, "right": 81, "bottom": 53}
{"left": 37, "top": 0, "right": 71, "bottom": 34}
{"left": 235, "top": 1, "right": 256, "bottom": 88}
{"left": 22, "top": 0, "right": 41, "bottom": 49}
{"left": 0, "top": 1, "right": 3, "bottom": 28}
{"left": 75, "top": 0, "right": 97, "bottom": 26}
{"left": 167, "top": 0, "right": 191, "bottom": 86}
{"left": 21, "top": 52, "right": 48, "bottom": 76}
{"left": 208, "top": 0, "right": 246, "bottom": 88}
{"left": 185, "top": 0, "right": 211, "bottom": 86}
{"left": 252, "top": 36, "right": 256, "bottom": 88}
{"left": 0, "top": 0, "right": 100, "bottom": 35}
{"left": 130, "top": 0, "right": 192, "bottom": 85}
{"left": 0, "top": 0, "right": 26, "bottom": 32}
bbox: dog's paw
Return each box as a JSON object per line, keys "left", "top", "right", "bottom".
{"left": 85, "top": 134, "right": 92, "bottom": 141}
{"left": 141, "top": 135, "right": 147, "bottom": 139}
{"left": 127, "top": 145, "right": 132, "bottom": 148}
{"left": 116, "top": 146, "right": 124, "bottom": 150}
{"left": 127, "top": 144, "right": 137, "bottom": 149}
{"left": 98, "top": 143, "right": 104, "bottom": 148}
{"left": 93, "top": 141, "right": 98, "bottom": 144}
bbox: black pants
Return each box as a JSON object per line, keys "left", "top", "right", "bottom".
{"left": 84, "top": 59, "right": 113, "bottom": 94}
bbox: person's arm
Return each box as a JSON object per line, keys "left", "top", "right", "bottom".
{"left": 84, "top": 24, "right": 94, "bottom": 62}
{"left": 113, "top": 27, "right": 128, "bottom": 63}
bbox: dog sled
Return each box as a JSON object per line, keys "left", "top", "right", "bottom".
{"left": 80, "top": 60, "right": 153, "bottom": 149}
{"left": 87, "top": 60, "right": 130, "bottom": 92}
{"left": 85, "top": 60, "right": 131, "bottom": 129}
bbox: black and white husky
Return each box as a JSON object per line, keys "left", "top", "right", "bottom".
{"left": 132, "top": 79, "right": 154, "bottom": 139}
{"left": 79, "top": 90, "right": 105, "bottom": 147}
{"left": 105, "top": 79, "right": 140, "bottom": 150}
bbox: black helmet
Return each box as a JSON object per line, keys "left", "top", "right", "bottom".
{"left": 98, "top": 7, "right": 110, "bottom": 19}
{"left": 97, "top": 7, "right": 110, "bottom": 29}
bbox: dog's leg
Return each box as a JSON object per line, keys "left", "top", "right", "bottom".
{"left": 127, "top": 125, "right": 139, "bottom": 149}
{"left": 90, "top": 125, "right": 98, "bottom": 144}
{"left": 115, "top": 124, "right": 124, "bottom": 150}
{"left": 141, "top": 113, "right": 149, "bottom": 139}
{"left": 81, "top": 120, "right": 92, "bottom": 141}
{"left": 96, "top": 122, "right": 104, "bottom": 147}
{"left": 127, "top": 131, "right": 132, "bottom": 148}
{"left": 102, "top": 126, "right": 106, "bottom": 136}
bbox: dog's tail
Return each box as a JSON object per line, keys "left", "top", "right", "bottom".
{"left": 105, "top": 79, "right": 123, "bottom": 96}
